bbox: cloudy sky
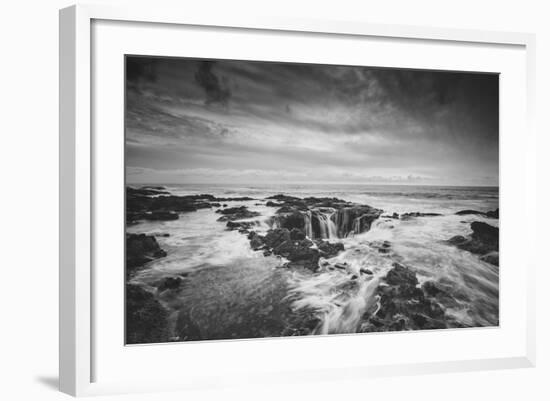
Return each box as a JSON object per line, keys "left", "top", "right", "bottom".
{"left": 125, "top": 56, "right": 498, "bottom": 186}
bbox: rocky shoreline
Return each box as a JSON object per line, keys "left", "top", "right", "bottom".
{"left": 125, "top": 185, "right": 499, "bottom": 343}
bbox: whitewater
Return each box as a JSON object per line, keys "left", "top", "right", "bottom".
{"left": 127, "top": 183, "right": 499, "bottom": 341}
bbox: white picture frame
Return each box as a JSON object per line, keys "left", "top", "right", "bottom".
{"left": 59, "top": 3, "right": 536, "bottom": 397}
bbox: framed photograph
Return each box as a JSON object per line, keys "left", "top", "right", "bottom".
{"left": 59, "top": 4, "right": 536, "bottom": 396}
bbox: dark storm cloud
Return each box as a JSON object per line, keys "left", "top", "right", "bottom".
{"left": 125, "top": 56, "right": 499, "bottom": 185}
{"left": 194, "top": 61, "right": 231, "bottom": 105}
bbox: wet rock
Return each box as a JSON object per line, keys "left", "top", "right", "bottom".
{"left": 447, "top": 222, "right": 499, "bottom": 262}
{"left": 267, "top": 194, "right": 383, "bottom": 238}
{"left": 382, "top": 212, "right": 400, "bottom": 219}
{"left": 480, "top": 252, "right": 499, "bottom": 266}
{"left": 400, "top": 212, "right": 442, "bottom": 219}
{"left": 248, "top": 232, "right": 265, "bottom": 250}
{"left": 226, "top": 220, "right": 256, "bottom": 231}
{"left": 275, "top": 211, "right": 306, "bottom": 230}
{"left": 334, "top": 262, "right": 348, "bottom": 270}
{"left": 290, "top": 228, "right": 306, "bottom": 241}
{"left": 126, "top": 187, "right": 251, "bottom": 224}
{"left": 266, "top": 194, "right": 302, "bottom": 203}
{"left": 315, "top": 240, "right": 344, "bottom": 257}
{"left": 333, "top": 206, "right": 382, "bottom": 237}
{"left": 421, "top": 280, "right": 445, "bottom": 297}
{"left": 360, "top": 268, "right": 373, "bottom": 275}
{"left": 455, "top": 209, "right": 487, "bottom": 216}
{"left": 263, "top": 228, "right": 291, "bottom": 249}
{"left": 266, "top": 201, "right": 284, "bottom": 207}
{"left": 385, "top": 262, "right": 419, "bottom": 287}
{"left": 141, "top": 185, "right": 167, "bottom": 191}
{"left": 471, "top": 221, "right": 498, "bottom": 245}
{"left": 215, "top": 196, "right": 255, "bottom": 201}
{"left": 362, "top": 263, "right": 449, "bottom": 332}
{"left": 151, "top": 196, "right": 211, "bottom": 212}
{"left": 216, "top": 206, "right": 261, "bottom": 221}
{"left": 275, "top": 238, "right": 319, "bottom": 270}
{"left": 127, "top": 186, "right": 169, "bottom": 197}
{"left": 250, "top": 228, "right": 343, "bottom": 272}
{"left": 486, "top": 208, "right": 499, "bottom": 219}
{"left": 275, "top": 205, "right": 298, "bottom": 214}
{"left": 157, "top": 276, "right": 183, "bottom": 292}
{"left": 126, "top": 234, "right": 167, "bottom": 273}
{"left": 447, "top": 235, "right": 468, "bottom": 245}
{"left": 126, "top": 284, "right": 170, "bottom": 344}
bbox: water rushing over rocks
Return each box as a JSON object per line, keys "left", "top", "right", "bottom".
{"left": 125, "top": 184, "right": 499, "bottom": 344}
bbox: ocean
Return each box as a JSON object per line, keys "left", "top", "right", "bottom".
{"left": 127, "top": 183, "right": 499, "bottom": 341}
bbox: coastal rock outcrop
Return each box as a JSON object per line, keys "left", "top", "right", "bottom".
{"left": 126, "top": 284, "right": 170, "bottom": 344}
{"left": 455, "top": 208, "right": 499, "bottom": 219}
{"left": 361, "top": 263, "right": 453, "bottom": 332}
{"left": 400, "top": 212, "right": 442, "bottom": 219}
{"left": 216, "top": 206, "right": 261, "bottom": 221}
{"left": 446, "top": 221, "right": 499, "bottom": 266}
{"left": 265, "top": 195, "right": 383, "bottom": 239}
{"left": 126, "top": 186, "right": 258, "bottom": 224}
{"left": 247, "top": 227, "right": 345, "bottom": 271}
{"left": 126, "top": 233, "right": 167, "bottom": 273}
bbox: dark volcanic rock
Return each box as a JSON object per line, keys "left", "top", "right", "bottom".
{"left": 216, "top": 206, "right": 261, "bottom": 221}
{"left": 455, "top": 209, "right": 487, "bottom": 216}
{"left": 249, "top": 228, "right": 344, "bottom": 271}
{"left": 446, "top": 221, "right": 499, "bottom": 266}
{"left": 126, "top": 284, "right": 169, "bottom": 344}
{"left": 421, "top": 280, "right": 445, "bottom": 297}
{"left": 276, "top": 211, "right": 307, "bottom": 231}
{"left": 266, "top": 194, "right": 383, "bottom": 239}
{"left": 266, "top": 201, "right": 284, "bottom": 207}
{"left": 126, "top": 186, "right": 249, "bottom": 224}
{"left": 471, "top": 221, "right": 499, "bottom": 246}
{"left": 400, "top": 212, "right": 442, "bottom": 219}
{"left": 385, "top": 262, "right": 418, "bottom": 287}
{"left": 382, "top": 212, "right": 399, "bottom": 219}
{"left": 215, "top": 196, "right": 255, "bottom": 201}
{"left": 126, "top": 234, "right": 167, "bottom": 273}
{"left": 141, "top": 185, "right": 166, "bottom": 191}
{"left": 455, "top": 208, "right": 499, "bottom": 219}
{"left": 315, "top": 240, "right": 344, "bottom": 257}
{"left": 266, "top": 194, "right": 301, "bottom": 203}
{"left": 332, "top": 206, "right": 382, "bottom": 237}
{"left": 276, "top": 239, "right": 320, "bottom": 270}
{"left": 157, "top": 276, "right": 183, "bottom": 292}
{"left": 226, "top": 220, "right": 256, "bottom": 231}
{"left": 480, "top": 252, "right": 499, "bottom": 266}
{"left": 361, "top": 263, "right": 449, "bottom": 332}
{"left": 263, "top": 228, "right": 291, "bottom": 249}
{"left": 248, "top": 231, "right": 266, "bottom": 250}
{"left": 290, "top": 228, "right": 306, "bottom": 241}
{"left": 127, "top": 186, "right": 169, "bottom": 197}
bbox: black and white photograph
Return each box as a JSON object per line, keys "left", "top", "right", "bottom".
{"left": 125, "top": 56, "right": 499, "bottom": 344}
